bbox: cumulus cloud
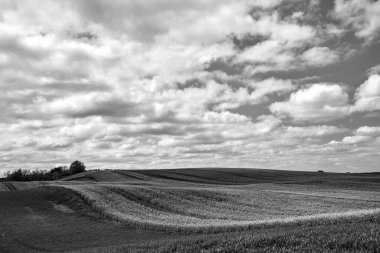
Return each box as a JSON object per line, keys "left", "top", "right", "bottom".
{"left": 268, "top": 73, "right": 380, "bottom": 123}
{"left": 352, "top": 74, "right": 380, "bottom": 112}
{"left": 334, "top": 0, "right": 380, "bottom": 40}
{"left": 356, "top": 126, "right": 380, "bottom": 136}
{"left": 270, "top": 83, "right": 350, "bottom": 122}
{"left": 0, "top": 0, "right": 379, "bottom": 172}
{"left": 283, "top": 125, "right": 348, "bottom": 138}
{"left": 341, "top": 135, "right": 372, "bottom": 144}
{"left": 238, "top": 43, "right": 341, "bottom": 75}
{"left": 249, "top": 78, "right": 295, "bottom": 103}
{"left": 329, "top": 125, "right": 380, "bottom": 146}
{"left": 301, "top": 47, "right": 340, "bottom": 67}
{"left": 368, "top": 64, "right": 380, "bottom": 75}
{"left": 43, "top": 92, "right": 143, "bottom": 119}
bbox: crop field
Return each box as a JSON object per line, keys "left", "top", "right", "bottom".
{"left": 72, "top": 215, "right": 380, "bottom": 253}
{"left": 61, "top": 183, "right": 380, "bottom": 231}
{"left": 0, "top": 168, "right": 380, "bottom": 252}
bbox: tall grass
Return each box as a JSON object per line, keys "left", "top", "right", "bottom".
{"left": 69, "top": 213, "right": 380, "bottom": 253}
{"left": 57, "top": 184, "right": 380, "bottom": 233}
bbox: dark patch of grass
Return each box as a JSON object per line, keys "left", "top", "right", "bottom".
{"left": 0, "top": 188, "right": 180, "bottom": 253}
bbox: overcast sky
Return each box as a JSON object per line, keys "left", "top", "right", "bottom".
{"left": 1, "top": 0, "right": 380, "bottom": 172}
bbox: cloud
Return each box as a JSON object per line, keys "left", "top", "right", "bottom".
{"left": 251, "top": 114, "right": 282, "bottom": 135}
{"left": 283, "top": 125, "right": 348, "bottom": 138}
{"left": 203, "top": 111, "right": 249, "bottom": 123}
{"left": 0, "top": 0, "right": 379, "bottom": 173}
{"left": 301, "top": 47, "right": 340, "bottom": 67}
{"left": 43, "top": 92, "right": 143, "bottom": 118}
{"left": 237, "top": 40, "right": 296, "bottom": 71}
{"left": 270, "top": 83, "right": 350, "bottom": 122}
{"left": 333, "top": 0, "right": 380, "bottom": 41}
{"left": 237, "top": 43, "right": 341, "bottom": 75}
{"left": 270, "top": 74, "right": 380, "bottom": 123}
{"left": 356, "top": 126, "right": 380, "bottom": 136}
{"left": 352, "top": 74, "right": 380, "bottom": 112}
{"left": 341, "top": 135, "right": 372, "bottom": 144}
{"left": 329, "top": 125, "right": 380, "bottom": 146}
{"left": 249, "top": 78, "right": 295, "bottom": 103}
{"left": 69, "top": 0, "right": 284, "bottom": 43}
{"left": 367, "top": 64, "right": 380, "bottom": 75}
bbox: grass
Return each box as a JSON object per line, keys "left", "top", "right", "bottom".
{"left": 1, "top": 168, "right": 380, "bottom": 252}
{"left": 72, "top": 214, "right": 380, "bottom": 253}
{"left": 60, "top": 182, "right": 380, "bottom": 233}
{"left": 62, "top": 168, "right": 380, "bottom": 187}
{"left": 0, "top": 187, "right": 180, "bottom": 252}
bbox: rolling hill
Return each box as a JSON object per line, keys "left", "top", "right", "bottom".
{"left": 1, "top": 168, "right": 379, "bottom": 252}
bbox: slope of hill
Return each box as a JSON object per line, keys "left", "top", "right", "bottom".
{"left": 0, "top": 187, "right": 183, "bottom": 252}
{"left": 61, "top": 182, "right": 380, "bottom": 232}
{"left": 61, "top": 168, "right": 380, "bottom": 189}
{"left": 1, "top": 168, "right": 379, "bottom": 252}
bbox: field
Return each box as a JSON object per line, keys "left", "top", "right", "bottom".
{"left": 0, "top": 168, "right": 379, "bottom": 252}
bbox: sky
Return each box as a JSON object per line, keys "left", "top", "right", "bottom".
{"left": 0, "top": 0, "right": 380, "bottom": 173}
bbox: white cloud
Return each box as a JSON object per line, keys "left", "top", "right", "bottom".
{"left": 352, "top": 74, "right": 380, "bottom": 112}
{"left": 329, "top": 125, "right": 380, "bottom": 146}
{"left": 237, "top": 40, "right": 295, "bottom": 69}
{"left": 367, "top": 64, "right": 380, "bottom": 75}
{"left": 283, "top": 125, "right": 348, "bottom": 138}
{"left": 252, "top": 114, "right": 282, "bottom": 135}
{"left": 341, "top": 135, "right": 372, "bottom": 144}
{"left": 70, "top": 0, "right": 284, "bottom": 43}
{"left": 0, "top": 0, "right": 379, "bottom": 173}
{"left": 203, "top": 111, "right": 249, "bottom": 123}
{"left": 249, "top": 78, "right": 295, "bottom": 103}
{"left": 238, "top": 43, "right": 341, "bottom": 75}
{"left": 301, "top": 47, "right": 340, "bottom": 67}
{"left": 270, "top": 83, "right": 350, "bottom": 122}
{"left": 334, "top": 0, "right": 380, "bottom": 40}
{"left": 42, "top": 92, "right": 142, "bottom": 118}
{"left": 356, "top": 126, "right": 380, "bottom": 136}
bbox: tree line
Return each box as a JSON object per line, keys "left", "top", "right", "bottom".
{"left": 2, "top": 160, "right": 86, "bottom": 181}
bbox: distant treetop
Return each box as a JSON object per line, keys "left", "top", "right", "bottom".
{"left": 3, "top": 161, "right": 86, "bottom": 181}
{"left": 69, "top": 160, "right": 86, "bottom": 174}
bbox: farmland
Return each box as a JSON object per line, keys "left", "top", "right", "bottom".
{"left": 0, "top": 168, "right": 380, "bottom": 252}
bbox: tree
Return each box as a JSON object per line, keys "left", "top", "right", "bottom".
{"left": 6, "top": 169, "right": 24, "bottom": 181}
{"left": 50, "top": 166, "right": 63, "bottom": 175}
{"left": 69, "top": 161, "right": 86, "bottom": 174}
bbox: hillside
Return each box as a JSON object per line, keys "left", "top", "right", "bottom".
{"left": 61, "top": 168, "right": 380, "bottom": 189}
{"left": 1, "top": 168, "right": 379, "bottom": 252}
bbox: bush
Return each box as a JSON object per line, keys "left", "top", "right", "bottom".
{"left": 69, "top": 161, "right": 86, "bottom": 174}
